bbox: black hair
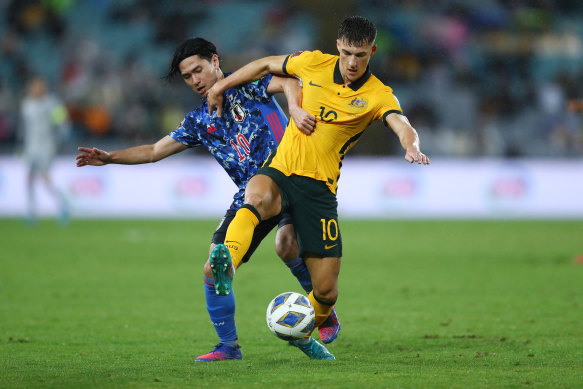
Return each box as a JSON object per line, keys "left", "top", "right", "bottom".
{"left": 164, "top": 37, "right": 219, "bottom": 82}
{"left": 337, "top": 16, "right": 377, "bottom": 46}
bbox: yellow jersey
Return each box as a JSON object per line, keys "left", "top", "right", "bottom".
{"left": 266, "top": 50, "right": 403, "bottom": 194}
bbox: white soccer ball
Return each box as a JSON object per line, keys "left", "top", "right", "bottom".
{"left": 266, "top": 292, "right": 315, "bottom": 341}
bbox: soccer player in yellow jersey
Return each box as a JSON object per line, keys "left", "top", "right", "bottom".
{"left": 206, "top": 16, "right": 430, "bottom": 360}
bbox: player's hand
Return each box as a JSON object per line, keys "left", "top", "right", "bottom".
{"left": 75, "top": 147, "right": 111, "bottom": 167}
{"left": 289, "top": 106, "right": 316, "bottom": 135}
{"left": 405, "top": 148, "right": 430, "bottom": 165}
{"left": 207, "top": 85, "right": 224, "bottom": 117}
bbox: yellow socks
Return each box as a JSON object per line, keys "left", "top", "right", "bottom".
{"left": 224, "top": 205, "right": 261, "bottom": 269}
{"left": 308, "top": 290, "right": 333, "bottom": 327}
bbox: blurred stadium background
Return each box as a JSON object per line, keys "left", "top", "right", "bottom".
{"left": 1, "top": 0, "right": 582, "bottom": 219}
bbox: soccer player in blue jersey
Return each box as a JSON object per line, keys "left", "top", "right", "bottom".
{"left": 75, "top": 38, "right": 340, "bottom": 361}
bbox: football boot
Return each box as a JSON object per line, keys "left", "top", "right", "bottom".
{"left": 209, "top": 244, "right": 234, "bottom": 296}
{"left": 318, "top": 307, "right": 341, "bottom": 344}
{"left": 289, "top": 337, "right": 335, "bottom": 360}
{"left": 195, "top": 343, "right": 242, "bottom": 361}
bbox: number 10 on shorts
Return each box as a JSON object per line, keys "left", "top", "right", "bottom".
{"left": 320, "top": 218, "right": 339, "bottom": 241}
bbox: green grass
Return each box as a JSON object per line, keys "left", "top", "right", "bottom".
{"left": 1, "top": 219, "right": 582, "bottom": 388}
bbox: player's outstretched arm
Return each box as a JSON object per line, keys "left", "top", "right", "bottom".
{"left": 207, "top": 55, "right": 288, "bottom": 117}
{"left": 267, "top": 76, "right": 316, "bottom": 135}
{"left": 385, "top": 113, "right": 430, "bottom": 165}
{"left": 76, "top": 136, "right": 187, "bottom": 167}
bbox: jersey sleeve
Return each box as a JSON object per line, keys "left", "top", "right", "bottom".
{"left": 378, "top": 89, "right": 404, "bottom": 126}
{"left": 282, "top": 50, "right": 324, "bottom": 78}
{"left": 238, "top": 73, "right": 273, "bottom": 101}
{"left": 168, "top": 113, "right": 202, "bottom": 147}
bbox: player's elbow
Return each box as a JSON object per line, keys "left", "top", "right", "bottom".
{"left": 264, "top": 56, "right": 286, "bottom": 75}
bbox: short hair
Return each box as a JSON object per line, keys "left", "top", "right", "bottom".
{"left": 164, "top": 37, "right": 219, "bottom": 81}
{"left": 337, "top": 16, "right": 377, "bottom": 46}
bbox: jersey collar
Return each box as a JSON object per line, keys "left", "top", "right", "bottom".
{"left": 333, "top": 59, "right": 371, "bottom": 91}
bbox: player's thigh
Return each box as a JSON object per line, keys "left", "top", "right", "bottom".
{"left": 288, "top": 176, "right": 342, "bottom": 259}
{"left": 244, "top": 174, "right": 282, "bottom": 219}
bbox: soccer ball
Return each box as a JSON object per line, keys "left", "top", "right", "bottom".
{"left": 266, "top": 292, "right": 315, "bottom": 341}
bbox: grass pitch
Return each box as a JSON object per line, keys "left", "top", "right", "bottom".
{"left": 1, "top": 219, "right": 582, "bottom": 388}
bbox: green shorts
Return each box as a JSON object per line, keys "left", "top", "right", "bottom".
{"left": 257, "top": 167, "right": 342, "bottom": 258}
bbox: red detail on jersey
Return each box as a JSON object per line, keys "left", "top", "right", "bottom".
{"left": 230, "top": 134, "right": 251, "bottom": 162}
{"left": 291, "top": 51, "right": 303, "bottom": 58}
{"left": 207, "top": 124, "right": 217, "bottom": 133}
{"left": 236, "top": 134, "right": 251, "bottom": 154}
{"left": 266, "top": 112, "right": 284, "bottom": 143}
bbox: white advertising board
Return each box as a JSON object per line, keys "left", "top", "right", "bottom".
{"left": 0, "top": 156, "right": 581, "bottom": 219}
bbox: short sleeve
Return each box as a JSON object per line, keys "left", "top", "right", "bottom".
{"left": 168, "top": 113, "right": 202, "bottom": 147}
{"left": 238, "top": 73, "right": 273, "bottom": 101}
{"left": 377, "top": 89, "right": 404, "bottom": 126}
{"left": 283, "top": 50, "right": 323, "bottom": 78}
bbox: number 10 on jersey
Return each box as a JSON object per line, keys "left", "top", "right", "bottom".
{"left": 320, "top": 218, "right": 339, "bottom": 241}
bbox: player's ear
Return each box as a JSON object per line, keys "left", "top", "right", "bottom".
{"left": 336, "top": 39, "right": 341, "bottom": 53}
{"left": 370, "top": 44, "right": 377, "bottom": 57}
{"left": 211, "top": 54, "right": 220, "bottom": 69}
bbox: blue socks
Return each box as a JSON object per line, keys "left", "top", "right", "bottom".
{"left": 286, "top": 257, "right": 313, "bottom": 293}
{"left": 204, "top": 276, "right": 237, "bottom": 346}
{"left": 204, "top": 257, "right": 311, "bottom": 347}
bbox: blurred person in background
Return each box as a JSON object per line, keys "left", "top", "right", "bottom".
{"left": 20, "top": 76, "right": 70, "bottom": 226}
{"left": 75, "top": 37, "right": 340, "bottom": 362}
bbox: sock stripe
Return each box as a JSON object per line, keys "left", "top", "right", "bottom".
{"left": 313, "top": 292, "right": 334, "bottom": 307}
{"left": 240, "top": 204, "right": 262, "bottom": 223}
{"left": 285, "top": 257, "right": 303, "bottom": 268}
{"left": 204, "top": 276, "right": 214, "bottom": 287}
{"left": 308, "top": 290, "right": 333, "bottom": 329}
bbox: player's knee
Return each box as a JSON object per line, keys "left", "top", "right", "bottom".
{"left": 243, "top": 193, "right": 265, "bottom": 211}
{"left": 314, "top": 288, "right": 338, "bottom": 306}
{"left": 275, "top": 235, "right": 299, "bottom": 262}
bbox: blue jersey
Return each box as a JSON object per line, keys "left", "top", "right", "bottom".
{"left": 169, "top": 73, "right": 288, "bottom": 210}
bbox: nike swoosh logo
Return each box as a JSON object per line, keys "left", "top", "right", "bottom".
{"left": 324, "top": 244, "right": 338, "bottom": 250}
{"left": 309, "top": 80, "right": 323, "bottom": 88}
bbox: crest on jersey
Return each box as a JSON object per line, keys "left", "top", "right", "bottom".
{"left": 231, "top": 103, "right": 246, "bottom": 123}
{"left": 348, "top": 97, "right": 368, "bottom": 109}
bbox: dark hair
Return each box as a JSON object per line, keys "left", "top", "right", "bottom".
{"left": 164, "top": 37, "right": 219, "bottom": 81}
{"left": 337, "top": 16, "right": 377, "bottom": 46}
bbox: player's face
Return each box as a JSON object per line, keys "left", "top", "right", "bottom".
{"left": 336, "top": 39, "right": 376, "bottom": 84}
{"left": 179, "top": 54, "right": 222, "bottom": 98}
